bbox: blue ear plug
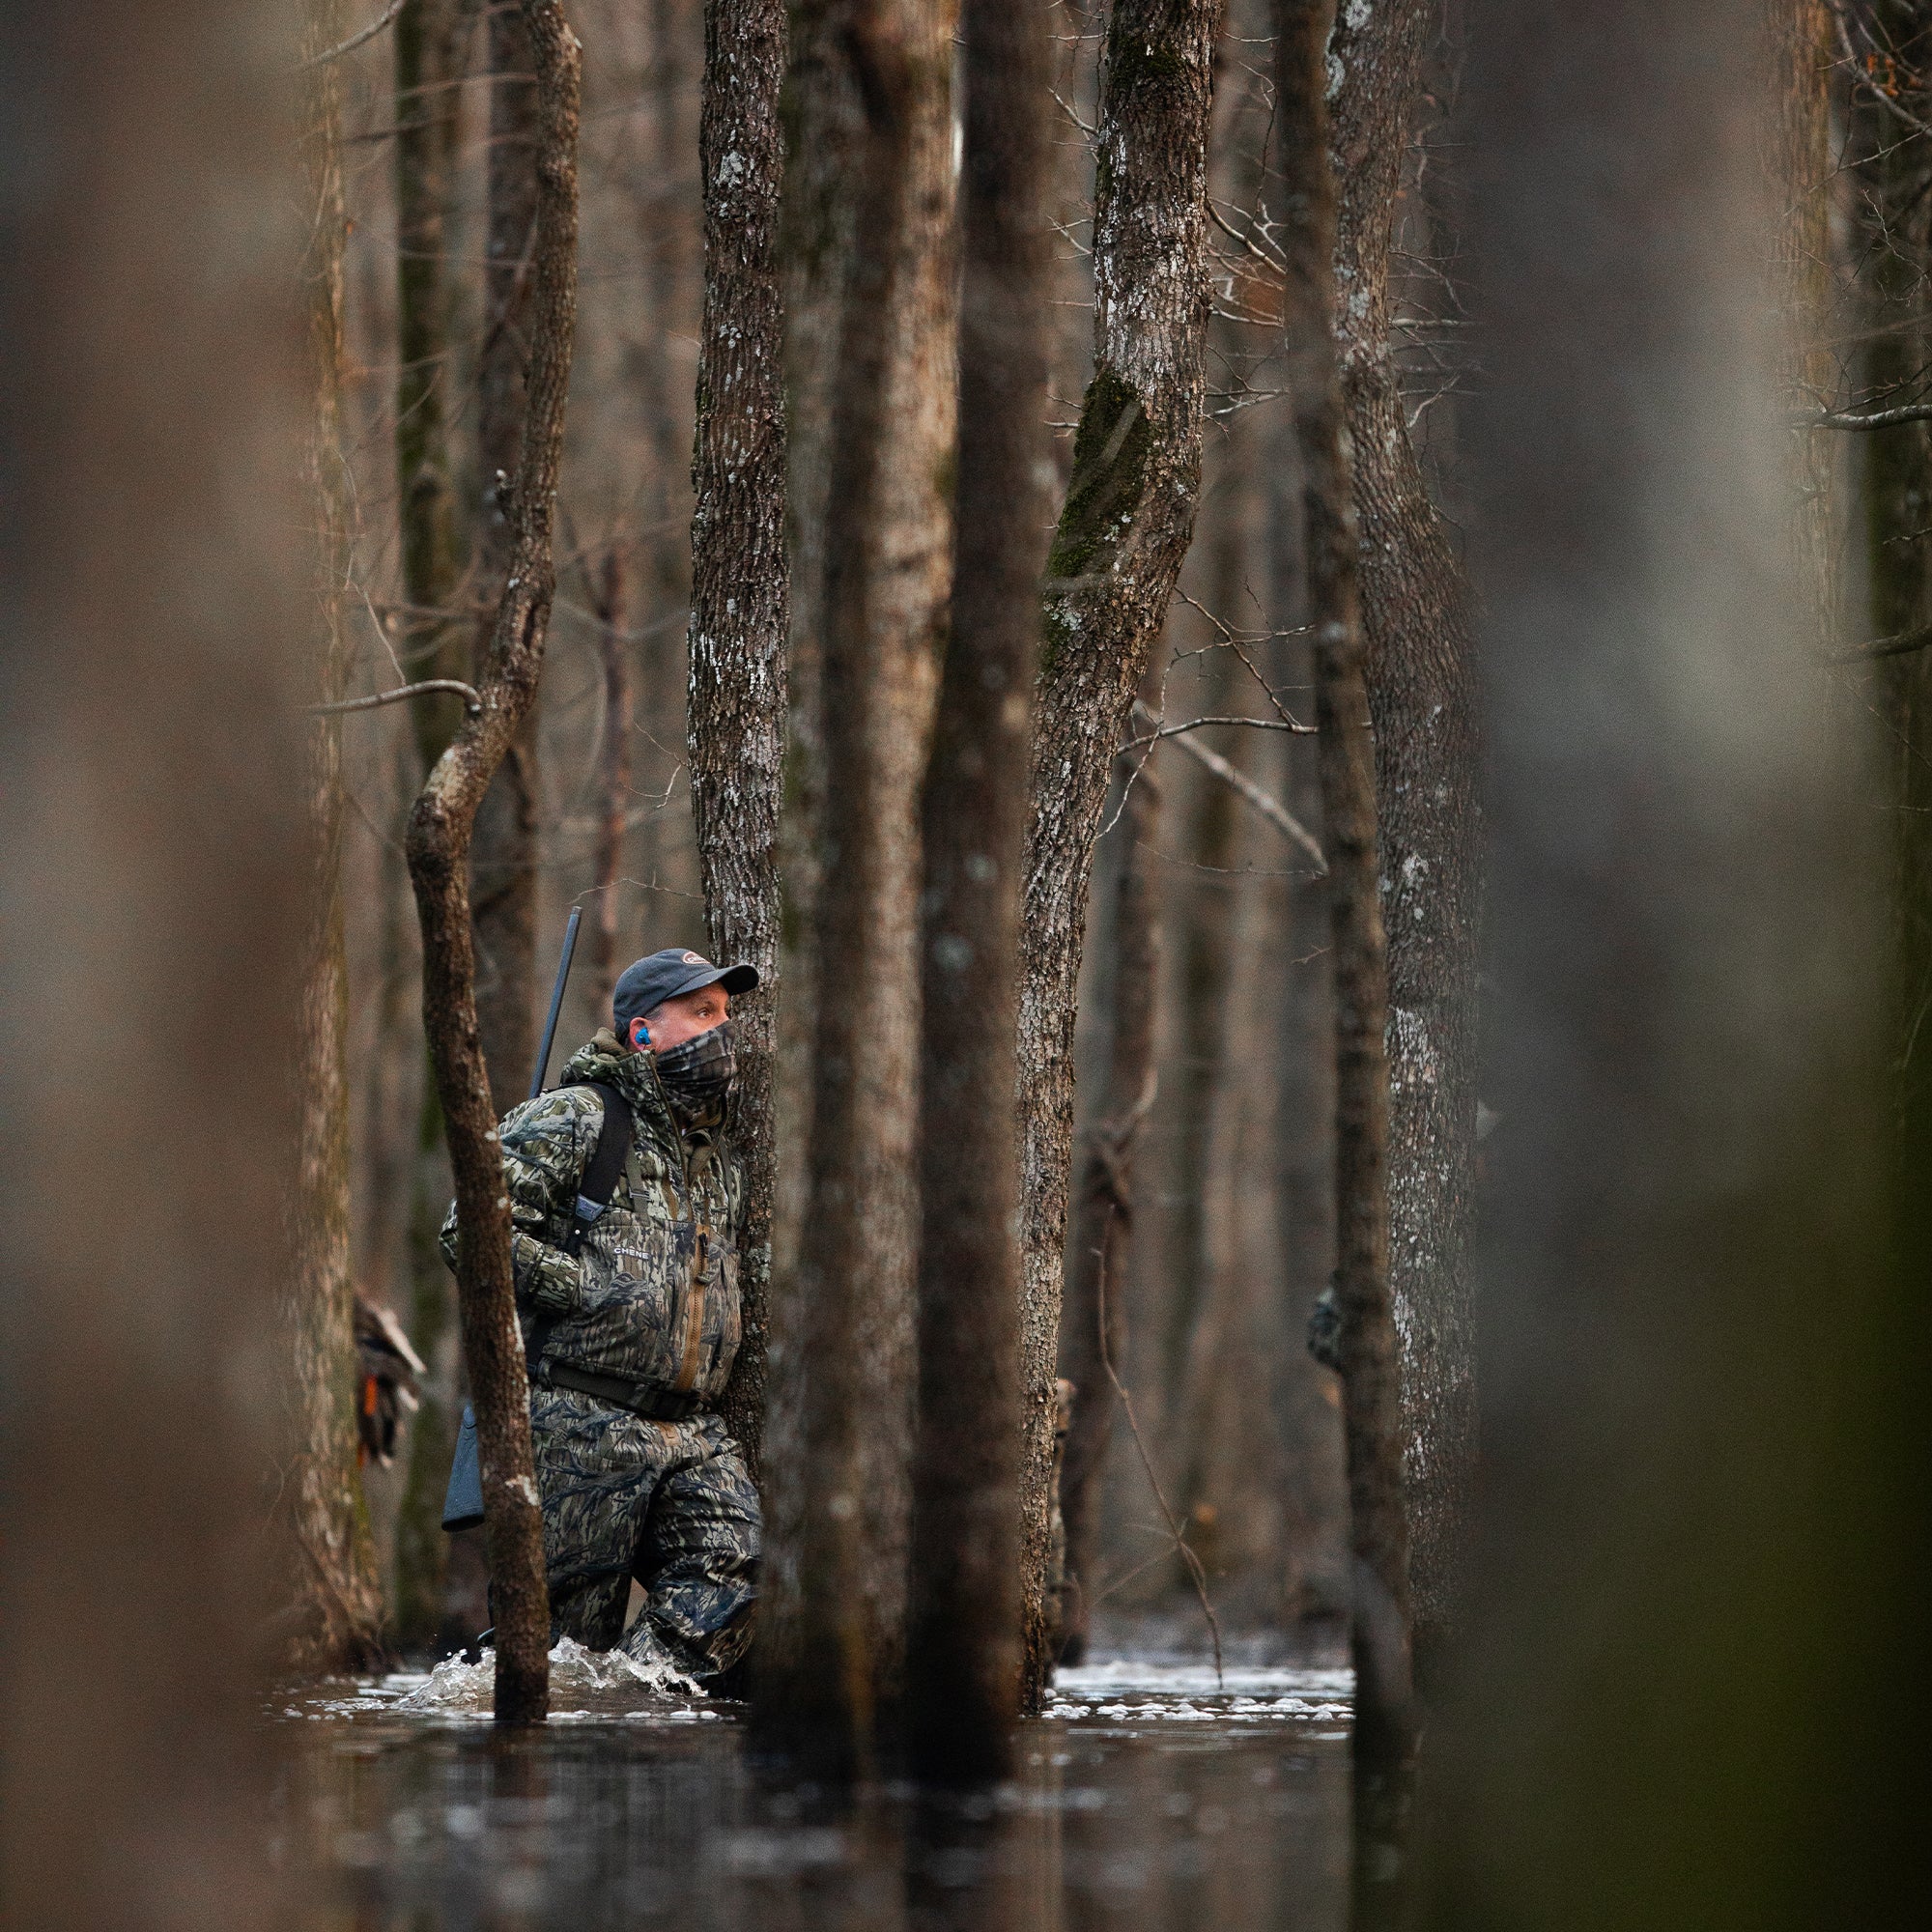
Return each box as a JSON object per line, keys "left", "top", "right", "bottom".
{"left": 629, "top": 1017, "right": 652, "bottom": 1051}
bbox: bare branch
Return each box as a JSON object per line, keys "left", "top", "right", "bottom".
{"left": 1834, "top": 621, "right": 1932, "bottom": 663}
{"left": 1811, "top": 401, "right": 1932, "bottom": 430}
{"left": 298, "top": 0, "right": 407, "bottom": 70}
{"left": 310, "top": 677, "right": 482, "bottom": 718}
{"left": 1136, "top": 700, "right": 1326, "bottom": 870}
{"left": 1121, "top": 711, "right": 1316, "bottom": 749}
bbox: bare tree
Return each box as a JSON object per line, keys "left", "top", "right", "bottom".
{"left": 905, "top": 0, "right": 1054, "bottom": 1784}
{"left": 470, "top": 0, "right": 545, "bottom": 1113}
{"left": 395, "top": 0, "right": 474, "bottom": 762}
{"left": 588, "top": 548, "right": 630, "bottom": 1019}
{"left": 0, "top": 1, "right": 309, "bottom": 1916}
{"left": 1016, "top": 0, "right": 1225, "bottom": 1710}
{"left": 1771, "top": 1, "right": 1834, "bottom": 638}
{"left": 1277, "top": 0, "right": 1415, "bottom": 1789}
{"left": 387, "top": 0, "right": 480, "bottom": 1659}
{"left": 1329, "top": 0, "right": 1481, "bottom": 1663}
{"left": 687, "top": 0, "right": 790, "bottom": 1480}
{"left": 754, "top": 0, "right": 955, "bottom": 1777}
{"left": 1056, "top": 704, "right": 1163, "bottom": 1667}
{"left": 404, "top": 0, "right": 582, "bottom": 1724}
{"left": 284, "top": 0, "right": 388, "bottom": 1676}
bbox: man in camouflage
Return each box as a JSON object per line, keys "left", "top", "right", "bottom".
{"left": 442, "top": 948, "right": 761, "bottom": 1684}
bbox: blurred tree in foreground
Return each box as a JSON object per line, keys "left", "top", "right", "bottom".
{"left": 0, "top": 1, "right": 308, "bottom": 1918}
{"left": 1431, "top": 0, "right": 1929, "bottom": 1922}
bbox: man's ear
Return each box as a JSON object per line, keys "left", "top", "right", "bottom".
{"left": 628, "top": 1016, "right": 652, "bottom": 1051}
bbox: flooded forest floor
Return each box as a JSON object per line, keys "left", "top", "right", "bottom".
{"left": 274, "top": 1645, "right": 1355, "bottom": 1930}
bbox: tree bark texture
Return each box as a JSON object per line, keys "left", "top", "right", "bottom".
{"left": 404, "top": 0, "right": 581, "bottom": 1725}
{"left": 687, "top": 0, "right": 789, "bottom": 1482}
{"left": 769, "top": 0, "right": 862, "bottom": 1311}
{"left": 1435, "top": 3, "right": 1922, "bottom": 1921}
{"left": 1016, "top": 0, "right": 1224, "bottom": 1713}
{"left": 394, "top": 0, "right": 474, "bottom": 763}
{"left": 1770, "top": 0, "right": 1834, "bottom": 643}
{"left": 589, "top": 549, "right": 631, "bottom": 1019}
{"left": 285, "top": 0, "right": 387, "bottom": 1676}
{"left": 905, "top": 0, "right": 1053, "bottom": 1785}
{"left": 0, "top": 2, "right": 307, "bottom": 1916}
{"left": 1329, "top": 0, "right": 1480, "bottom": 1662}
{"left": 754, "top": 0, "right": 956, "bottom": 1777}
{"left": 1056, "top": 724, "right": 1162, "bottom": 1667}
{"left": 469, "top": 0, "right": 544, "bottom": 1115}
{"left": 390, "top": 0, "right": 476, "bottom": 1657}
{"left": 1277, "top": 0, "right": 1415, "bottom": 1783}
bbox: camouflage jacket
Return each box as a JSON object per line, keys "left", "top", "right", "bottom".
{"left": 440, "top": 1030, "right": 746, "bottom": 1405}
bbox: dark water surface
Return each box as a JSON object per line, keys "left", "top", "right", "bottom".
{"left": 276, "top": 1651, "right": 1352, "bottom": 1930}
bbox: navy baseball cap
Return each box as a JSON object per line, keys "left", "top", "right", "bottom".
{"left": 612, "top": 948, "right": 759, "bottom": 1027}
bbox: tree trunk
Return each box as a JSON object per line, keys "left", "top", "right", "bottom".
{"left": 390, "top": 0, "right": 475, "bottom": 1656}
{"left": 769, "top": 0, "right": 861, "bottom": 1311}
{"left": 1056, "top": 707, "right": 1163, "bottom": 1667}
{"left": 588, "top": 549, "right": 631, "bottom": 1021}
{"left": 395, "top": 0, "right": 474, "bottom": 762}
{"left": 905, "top": 0, "right": 1053, "bottom": 1785}
{"left": 470, "top": 0, "right": 544, "bottom": 1116}
{"left": 1277, "top": 0, "right": 1415, "bottom": 1802}
{"left": 1328, "top": 0, "right": 1481, "bottom": 1666}
{"left": 754, "top": 0, "right": 955, "bottom": 1778}
{"left": 1016, "top": 0, "right": 1224, "bottom": 1713}
{"left": 284, "top": 0, "right": 387, "bottom": 1677}
{"left": 1435, "top": 2, "right": 1918, "bottom": 1920}
{"left": 404, "top": 0, "right": 582, "bottom": 1725}
{"left": 1770, "top": 0, "right": 1833, "bottom": 644}
{"left": 0, "top": 1, "right": 309, "bottom": 1915}
{"left": 687, "top": 0, "right": 789, "bottom": 1482}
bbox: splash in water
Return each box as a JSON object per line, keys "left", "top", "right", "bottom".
{"left": 394, "top": 1636, "right": 701, "bottom": 1715}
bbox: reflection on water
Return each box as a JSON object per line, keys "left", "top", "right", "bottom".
{"left": 275, "top": 1659, "right": 1351, "bottom": 1930}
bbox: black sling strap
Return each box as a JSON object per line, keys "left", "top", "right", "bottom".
{"left": 529, "top": 1079, "right": 634, "bottom": 1366}
{"left": 557, "top": 1079, "right": 635, "bottom": 1256}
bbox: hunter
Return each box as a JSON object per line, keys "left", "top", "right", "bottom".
{"left": 441, "top": 947, "right": 761, "bottom": 1684}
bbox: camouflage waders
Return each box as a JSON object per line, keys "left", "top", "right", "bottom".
{"left": 531, "top": 1387, "right": 758, "bottom": 1678}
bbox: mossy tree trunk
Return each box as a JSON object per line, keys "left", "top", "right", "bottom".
{"left": 1015, "top": 0, "right": 1225, "bottom": 1713}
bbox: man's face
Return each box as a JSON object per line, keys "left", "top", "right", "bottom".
{"left": 643, "top": 983, "right": 729, "bottom": 1054}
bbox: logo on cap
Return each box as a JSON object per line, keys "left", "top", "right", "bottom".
{"left": 682, "top": 952, "right": 703, "bottom": 964}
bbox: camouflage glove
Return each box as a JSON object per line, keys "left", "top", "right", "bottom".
{"left": 438, "top": 1206, "right": 587, "bottom": 1318}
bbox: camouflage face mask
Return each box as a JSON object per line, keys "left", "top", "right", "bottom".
{"left": 655, "top": 1017, "right": 737, "bottom": 1120}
